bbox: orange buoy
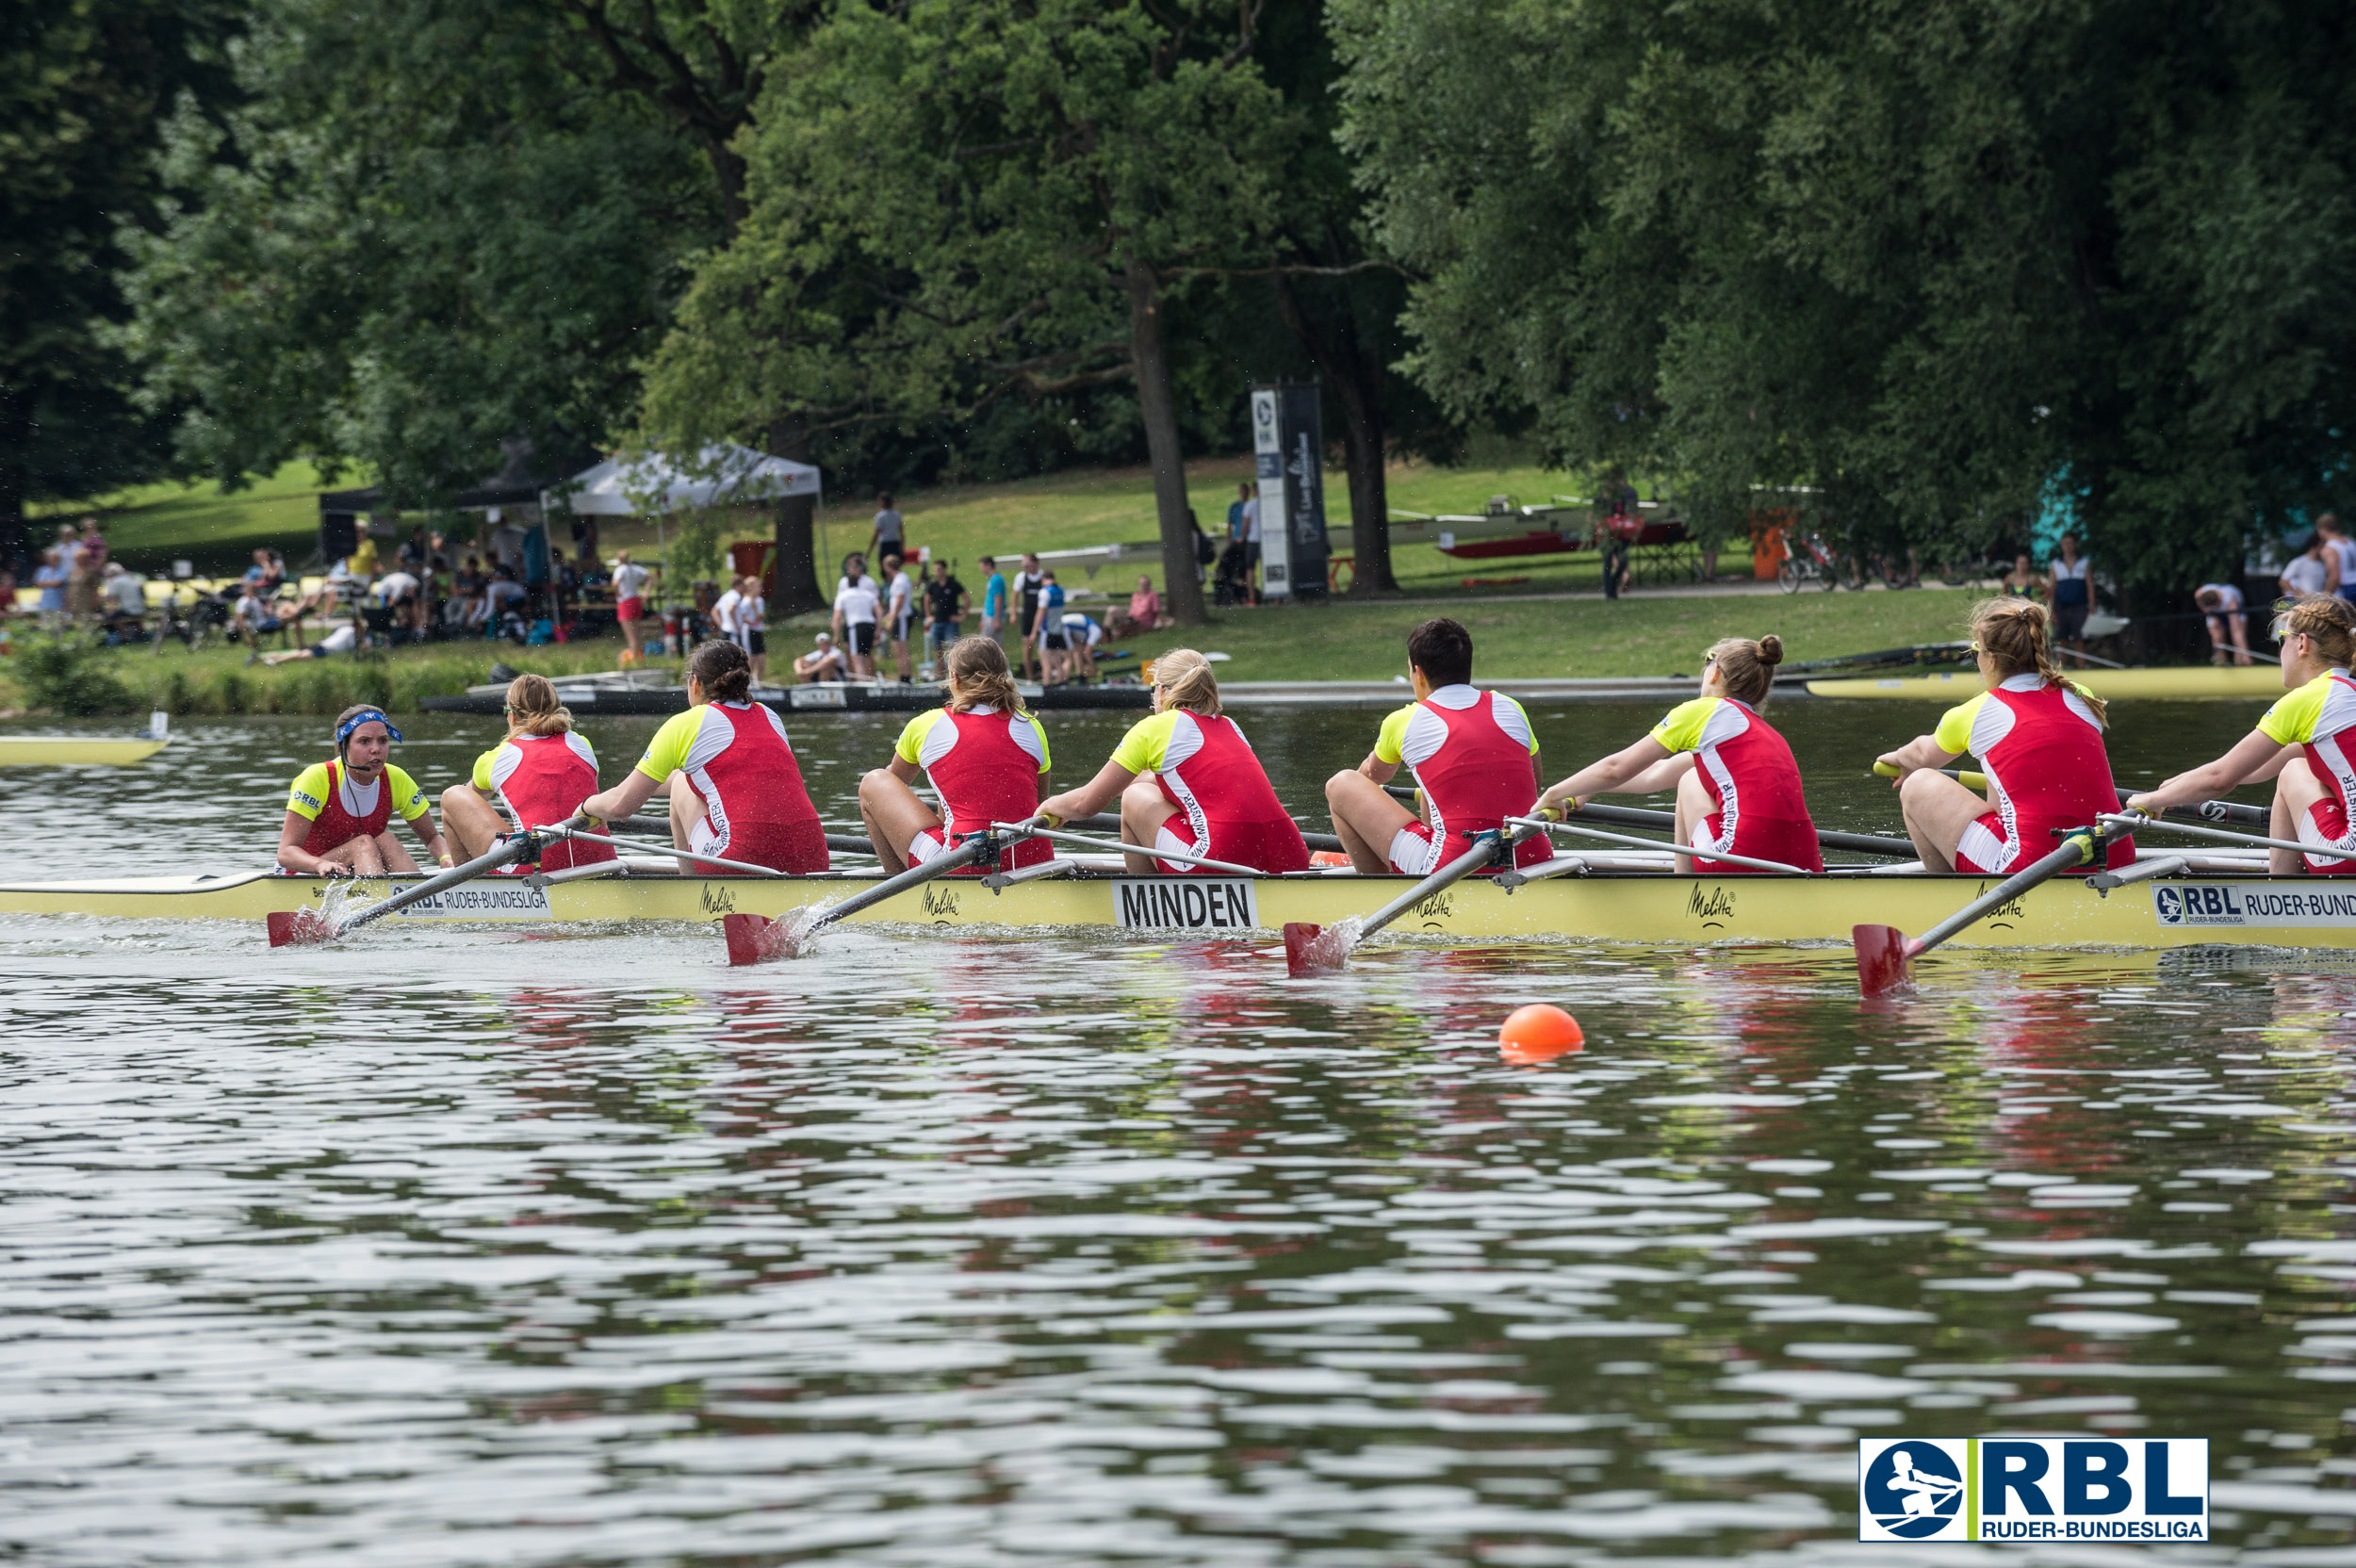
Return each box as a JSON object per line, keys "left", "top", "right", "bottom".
{"left": 1498, "top": 1004, "right": 1584, "bottom": 1065}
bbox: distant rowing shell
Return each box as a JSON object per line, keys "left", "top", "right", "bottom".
{"left": 1808, "top": 666, "right": 2282, "bottom": 701}
{"left": 0, "top": 736, "right": 168, "bottom": 767}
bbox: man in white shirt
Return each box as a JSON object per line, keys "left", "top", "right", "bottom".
{"left": 2194, "top": 582, "right": 2250, "bottom": 665}
{"left": 374, "top": 568, "right": 422, "bottom": 640}
{"left": 794, "top": 631, "right": 847, "bottom": 683}
{"left": 483, "top": 565, "right": 527, "bottom": 634}
{"left": 831, "top": 571, "right": 882, "bottom": 678}
{"left": 2318, "top": 514, "right": 2356, "bottom": 606}
{"left": 712, "top": 579, "right": 743, "bottom": 647}
{"left": 736, "top": 579, "right": 767, "bottom": 681}
{"left": 882, "top": 551, "right": 916, "bottom": 684}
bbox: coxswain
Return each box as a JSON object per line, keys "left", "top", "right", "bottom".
{"left": 2127, "top": 594, "right": 2356, "bottom": 874}
{"left": 1873, "top": 598, "right": 2132, "bottom": 874}
{"left": 437, "top": 673, "right": 615, "bottom": 871}
{"left": 1324, "top": 617, "right": 1550, "bottom": 874}
{"left": 579, "top": 639, "right": 827, "bottom": 873}
{"left": 859, "top": 635, "right": 1053, "bottom": 874}
{"left": 1039, "top": 647, "right": 1309, "bottom": 875}
{"left": 276, "top": 706, "right": 450, "bottom": 875}
{"left": 1533, "top": 634, "right": 1823, "bottom": 873}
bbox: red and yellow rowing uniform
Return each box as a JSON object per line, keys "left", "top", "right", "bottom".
{"left": 285, "top": 760, "right": 430, "bottom": 858}
{"left": 1933, "top": 674, "right": 2132, "bottom": 874}
{"left": 893, "top": 705, "right": 1054, "bottom": 874}
{"left": 1649, "top": 695, "right": 1823, "bottom": 873}
{"left": 634, "top": 701, "right": 826, "bottom": 874}
{"left": 2258, "top": 667, "right": 2356, "bottom": 874}
{"left": 1375, "top": 685, "right": 1550, "bottom": 874}
{"left": 1111, "top": 709, "right": 1308, "bottom": 874}
{"left": 472, "top": 732, "right": 614, "bottom": 871}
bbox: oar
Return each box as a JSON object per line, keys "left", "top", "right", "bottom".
{"left": 1507, "top": 815, "right": 1816, "bottom": 874}
{"left": 2095, "top": 811, "right": 2352, "bottom": 865}
{"left": 1018, "top": 824, "right": 1266, "bottom": 876}
{"left": 1852, "top": 824, "right": 2111, "bottom": 997}
{"left": 1569, "top": 799, "right": 1914, "bottom": 858}
{"left": 267, "top": 813, "right": 593, "bottom": 947}
{"left": 721, "top": 817, "right": 1044, "bottom": 965}
{"left": 537, "top": 824, "right": 816, "bottom": 877}
{"left": 1285, "top": 824, "right": 1540, "bottom": 976}
{"left": 1872, "top": 762, "right": 2269, "bottom": 830}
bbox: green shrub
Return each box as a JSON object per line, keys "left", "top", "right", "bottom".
{"left": 14, "top": 632, "right": 136, "bottom": 715}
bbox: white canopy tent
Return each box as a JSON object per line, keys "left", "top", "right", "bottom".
{"left": 547, "top": 444, "right": 822, "bottom": 515}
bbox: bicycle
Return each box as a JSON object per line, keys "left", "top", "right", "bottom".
{"left": 1778, "top": 532, "right": 1847, "bottom": 593}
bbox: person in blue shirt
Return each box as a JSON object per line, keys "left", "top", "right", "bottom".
{"left": 979, "top": 554, "right": 1008, "bottom": 642}
{"left": 1032, "top": 569, "right": 1070, "bottom": 682}
{"left": 1227, "top": 481, "right": 1252, "bottom": 542}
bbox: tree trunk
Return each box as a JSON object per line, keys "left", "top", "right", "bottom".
{"left": 0, "top": 384, "right": 28, "bottom": 576}
{"left": 1271, "top": 275, "right": 1396, "bottom": 595}
{"left": 1125, "top": 259, "right": 1206, "bottom": 626}
{"left": 767, "top": 416, "right": 824, "bottom": 615}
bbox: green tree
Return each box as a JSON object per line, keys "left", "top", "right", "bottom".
{"left": 1, "top": 0, "right": 233, "bottom": 562}
{"left": 1334, "top": 0, "right": 2356, "bottom": 589}
{"left": 644, "top": 0, "right": 1295, "bottom": 623}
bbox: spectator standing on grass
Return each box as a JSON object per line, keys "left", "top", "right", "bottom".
{"left": 2318, "top": 514, "right": 2356, "bottom": 607}
{"left": 2195, "top": 582, "right": 2252, "bottom": 665}
{"left": 611, "top": 551, "right": 652, "bottom": 661}
{"left": 1240, "top": 488, "right": 1262, "bottom": 600}
{"left": 34, "top": 547, "right": 68, "bottom": 624}
{"left": 2049, "top": 534, "right": 2096, "bottom": 656}
{"left": 869, "top": 492, "right": 905, "bottom": 564}
{"left": 1013, "top": 553, "right": 1045, "bottom": 679}
{"left": 882, "top": 551, "right": 917, "bottom": 684}
{"left": 1228, "top": 481, "right": 1252, "bottom": 543}
{"left": 2282, "top": 532, "right": 2337, "bottom": 601}
{"left": 831, "top": 564, "right": 882, "bottom": 678}
{"left": 1033, "top": 569, "right": 1070, "bottom": 683}
{"left": 978, "top": 555, "right": 1006, "bottom": 642}
{"left": 2003, "top": 552, "right": 2043, "bottom": 599}
{"left": 924, "top": 558, "right": 968, "bottom": 673}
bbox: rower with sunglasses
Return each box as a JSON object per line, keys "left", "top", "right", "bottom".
{"left": 1534, "top": 634, "right": 1823, "bottom": 874}
{"left": 276, "top": 705, "right": 450, "bottom": 876}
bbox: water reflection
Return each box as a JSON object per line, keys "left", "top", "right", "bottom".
{"left": 2, "top": 709, "right": 2353, "bottom": 1562}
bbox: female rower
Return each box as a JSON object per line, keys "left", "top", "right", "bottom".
{"left": 580, "top": 639, "right": 827, "bottom": 873}
{"left": 276, "top": 706, "right": 450, "bottom": 875}
{"left": 2126, "top": 594, "right": 2356, "bottom": 874}
{"left": 859, "top": 635, "right": 1053, "bottom": 874}
{"left": 1873, "top": 598, "right": 2132, "bottom": 874}
{"left": 437, "top": 673, "right": 615, "bottom": 871}
{"left": 1532, "top": 634, "right": 1823, "bottom": 873}
{"left": 1039, "top": 647, "right": 1309, "bottom": 875}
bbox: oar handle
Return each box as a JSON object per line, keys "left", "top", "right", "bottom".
{"left": 808, "top": 816, "right": 1045, "bottom": 931}
{"left": 1873, "top": 760, "right": 1989, "bottom": 792}
{"left": 2100, "top": 810, "right": 2348, "bottom": 863}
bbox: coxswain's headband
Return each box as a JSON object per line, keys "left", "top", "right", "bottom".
{"left": 335, "top": 710, "right": 402, "bottom": 747}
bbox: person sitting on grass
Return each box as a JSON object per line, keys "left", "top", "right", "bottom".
{"left": 794, "top": 631, "right": 848, "bottom": 683}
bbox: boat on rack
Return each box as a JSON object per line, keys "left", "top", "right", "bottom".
{"left": 0, "top": 736, "right": 168, "bottom": 767}
{"left": 4, "top": 855, "right": 2351, "bottom": 950}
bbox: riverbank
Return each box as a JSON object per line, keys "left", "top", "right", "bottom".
{"left": 0, "top": 587, "right": 1972, "bottom": 715}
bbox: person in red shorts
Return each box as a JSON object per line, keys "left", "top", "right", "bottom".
{"left": 1039, "top": 647, "right": 1308, "bottom": 875}
{"left": 1535, "top": 634, "right": 1822, "bottom": 874}
{"left": 1323, "top": 617, "right": 1550, "bottom": 875}
{"left": 581, "top": 640, "right": 826, "bottom": 874}
{"left": 2130, "top": 593, "right": 2356, "bottom": 874}
{"left": 1874, "top": 597, "right": 2133, "bottom": 874}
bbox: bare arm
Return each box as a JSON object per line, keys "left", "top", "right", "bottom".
{"left": 1356, "top": 751, "right": 1399, "bottom": 786}
{"left": 1039, "top": 758, "right": 1137, "bottom": 825}
{"left": 2127, "top": 729, "right": 2290, "bottom": 813}
{"left": 1537, "top": 736, "right": 1672, "bottom": 812}
{"left": 581, "top": 767, "right": 664, "bottom": 825}
{"left": 406, "top": 811, "right": 450, "bottom": 867}
{"left": 1873, "top": 733, "right": 1963, "bottom": 782}
{"left": 277, "top": 812, "right": 352, "bottom": 875}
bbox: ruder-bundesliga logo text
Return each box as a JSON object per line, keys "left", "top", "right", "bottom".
{"left": 1857, "top": 1438, "right": 2208, "bottom": 1543}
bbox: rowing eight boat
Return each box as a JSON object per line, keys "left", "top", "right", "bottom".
{"left": 6, "top": 858, "right": 2352, "bottom": 949}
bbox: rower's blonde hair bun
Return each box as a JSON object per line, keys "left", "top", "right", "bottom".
{"left": 1706, "top": 635, "right": 1782, "bottom": 706}
{"left": 504, "top": 673, "right": 574, "bottom": 738}
{"left": 1153, "top": 647, "right": 1221, "bottom": 715}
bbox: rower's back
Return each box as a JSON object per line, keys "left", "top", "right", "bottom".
{"left": 1380, "top": 619, "right": 1549, "bottom": 871}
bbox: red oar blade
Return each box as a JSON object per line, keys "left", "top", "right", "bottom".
{"left": 1284, "top": 922, "right": 1349, "bottom": 977}
{"left": 1852, "top": 923, "right": 1915, "bottom": 997}
{"left": 725, "top": 911, "right": 782, "bottom": 966}
{"left": 267, "top": 908, "right": 335, "bottom": 948}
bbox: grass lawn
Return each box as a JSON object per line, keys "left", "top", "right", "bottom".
{"left": 1113, "top": 588, "right": 1980, "bottom": 683}
{"left": 33, "top": 462, "right": 345, "bottom": 577}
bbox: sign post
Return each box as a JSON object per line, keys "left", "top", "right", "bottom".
{"left": 1250, "top": 384, "right": 1330, "bottom": 601}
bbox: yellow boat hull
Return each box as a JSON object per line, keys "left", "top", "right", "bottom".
{"left": 4, "top": 868, "right": 2355, "bottom": 950}
{"left": 0, "top": 737, "right": 167, "bottom": 766}
{"left": 1808, "top": 666, "right": 2283, "bottom": 701}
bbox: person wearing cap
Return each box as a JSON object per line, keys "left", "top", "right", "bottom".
{"left": 794, "top": 631, "right": 847, "bottom": 683}
{"left": 276, "top": 706, "right": 449, "bottom": 876}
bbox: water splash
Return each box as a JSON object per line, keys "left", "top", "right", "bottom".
{"left": 1290, "top": 915, "right": 1362, "bottom": 973}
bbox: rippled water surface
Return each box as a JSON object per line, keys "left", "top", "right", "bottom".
{"left": 4, "top": 699, "right": 2353, "bottom": 1563}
